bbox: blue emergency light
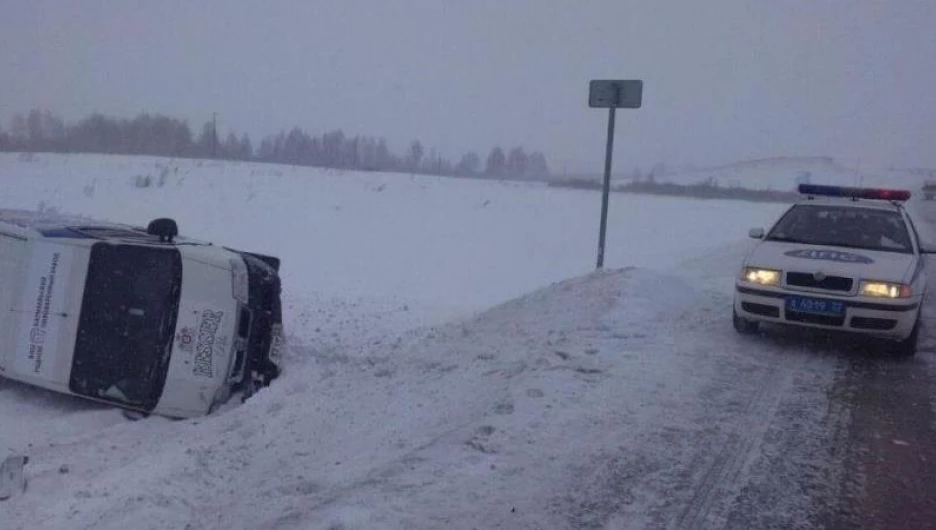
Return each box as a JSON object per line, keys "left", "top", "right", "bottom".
{"left": 797, "top": 184, "right": 911, "bottom": 202}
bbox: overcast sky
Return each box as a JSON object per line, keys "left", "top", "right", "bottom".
{"left": 2, "top": 1, "right": 935, "bottom": 173}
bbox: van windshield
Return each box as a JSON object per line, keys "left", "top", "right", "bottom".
{"left": 69, "top": 243, "right": 182, "bottom": 411}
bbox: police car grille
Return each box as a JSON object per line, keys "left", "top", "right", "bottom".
{"left": 786, "top": 272, "right": 853, "bottom": 292}
{"left": 785, "top": 310, "right": 846, "bottom": 327}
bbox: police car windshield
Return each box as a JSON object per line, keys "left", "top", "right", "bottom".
{"left": 69, "top": 243, "right": 182, "bottom": 411}
{"left": 766, "top": 204, "right": 913, "bottom": 254}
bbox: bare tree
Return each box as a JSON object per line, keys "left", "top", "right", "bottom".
{"left": 506, "top": 146, "right": 528, "bottom": 178}
{"left": 485, "top": 147, "right": 506, "bottom": 176}
{"left": 455, "top": 152, "right": 481, "bottom": 175}
{"left": 527, "top": 151, "right": 550, "bottom": 178}
{"left": 407, "top": 140, "right": 424, "bottom": 171}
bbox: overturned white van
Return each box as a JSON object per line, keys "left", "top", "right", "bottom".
{"left": 0, "top": 210, "right": 283, "bottom": 418}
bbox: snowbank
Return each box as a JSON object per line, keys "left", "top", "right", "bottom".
{"left": 0, "top": 153, "right": 851, "bottom": 528}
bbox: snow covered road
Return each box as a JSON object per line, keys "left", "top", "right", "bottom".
{"left": 2, "top": 153, "right": 935, "bottom": 529}
{"left": 5, "top": 245, "right": 857, "bottom": 529}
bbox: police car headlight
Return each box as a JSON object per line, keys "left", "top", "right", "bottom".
{"left": 230, "top": 257, "right": 249, "bottom": 304}
{"left": 859, "top": 281, "right": 911, "bottom": 299}
{"left": 741, "top": 267, "right": 781, "bottom": 286}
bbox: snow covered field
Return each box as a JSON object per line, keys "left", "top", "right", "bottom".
{"left": 0, "top": 153, "right": 927, "bottom": 528}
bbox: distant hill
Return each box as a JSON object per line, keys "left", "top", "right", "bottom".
{"left": 547, "top": 156, "right": 936, "bottom": 202}
{"left": 609, "top": 156, "right": 934, "bottom": 191}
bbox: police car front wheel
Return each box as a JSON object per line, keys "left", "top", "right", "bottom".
{"left": 733, "top": 309, "right": 760, "bottom": 335}
{"left": 891, "top": 318, "right": 921, "bottom": 357}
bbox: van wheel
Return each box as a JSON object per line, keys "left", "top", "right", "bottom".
{"left": 733, "top": 309, "right": 760, "bottom": 335}
{"left": 147, "top": 218, "right": 179, "bottom": 243}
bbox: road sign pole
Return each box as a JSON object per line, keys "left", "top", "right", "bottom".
{"left": 596, "top": 106, "right": 616, "bottom": 269}
{"left": 588, "top": 79, "right": 642, "bottom": 270}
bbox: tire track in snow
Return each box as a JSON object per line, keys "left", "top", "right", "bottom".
{"left": 667, "top": 350, "right": 794, "bottom": 530}
{"left": 659, "top": 276, "right": 846, "bottom": 530}
{"left": 559, "top": 276, "right": 836, "bottom": 530}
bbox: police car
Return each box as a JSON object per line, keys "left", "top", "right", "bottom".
{"left": 0, "top": 210, "right": 283, "bottom": 417}
{"left": 734, "top": 184, "right": 930, "bottom": 356}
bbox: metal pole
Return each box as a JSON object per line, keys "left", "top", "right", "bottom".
{"left": 212, "top": 112, "right": 218, "bottom": 158}
{"left": 596, "top": 106, "right": 616, "bottom": 269}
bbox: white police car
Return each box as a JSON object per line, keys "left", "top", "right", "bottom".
{"left": 0, "top": 210, "right": 283, "bottom": 417}
{"left": 734, "top": 184, "right": 929, "bottom": 356}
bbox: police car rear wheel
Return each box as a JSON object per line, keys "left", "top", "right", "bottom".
{"left": 733, "top": 309, "right": 760, "bottom": 335}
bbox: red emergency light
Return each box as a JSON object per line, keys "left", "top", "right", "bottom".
{"left": 797, "top": 184, "right": 911, "bottom": 202}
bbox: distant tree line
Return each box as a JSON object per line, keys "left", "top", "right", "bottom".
{"left": 547, "top": 176, "right": 798, "bottom": 203}
{"left": 0, "top": 109, "right": 550, "bottom": 180}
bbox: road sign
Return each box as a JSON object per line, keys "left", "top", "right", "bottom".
{"left": 588, "top": 80, "right": 643, "bottom": 109}
{"left": 589, "top": 79, "right": 644, "bottom": 269}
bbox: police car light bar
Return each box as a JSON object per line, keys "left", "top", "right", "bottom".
{"left": 797, "top": 184, "right": 911, "bottom": 202}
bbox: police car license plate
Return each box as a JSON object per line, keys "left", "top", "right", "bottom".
{"left": 785, "top": 295, "right": 845, "bottom": 316}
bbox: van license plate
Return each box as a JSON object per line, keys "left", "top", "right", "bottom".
{"left": 268, "top": 324, "right": 284, "bottom": 365}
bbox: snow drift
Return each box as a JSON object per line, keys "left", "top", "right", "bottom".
{"left": 0, "top": 153, "right": 901, "bottom": 528}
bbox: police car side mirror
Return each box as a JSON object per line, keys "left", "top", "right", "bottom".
{"left": 748, "top": 227, "right": 765, "bottom": 239}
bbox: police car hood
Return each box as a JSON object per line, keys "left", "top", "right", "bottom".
{"left": 748, "top": 241, "right": 916, "bottom": 283}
